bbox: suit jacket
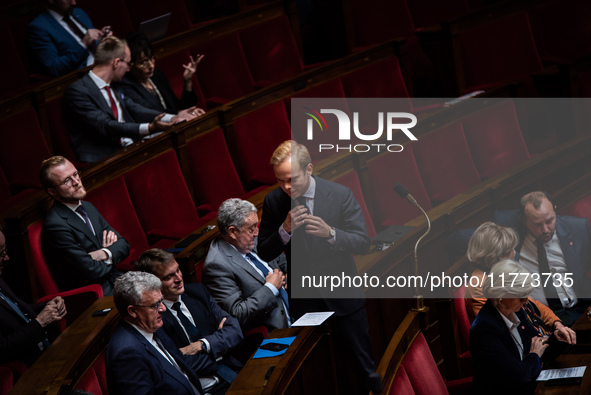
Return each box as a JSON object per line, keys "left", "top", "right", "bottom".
{"left": 161, "top": 283, "right": 243, "bottom": 361}
{"left": 107, "top": 321, "right": 207, "bottom": 395}
{"left": 115, "top": 68, "right": 197, "bottom": 114}
{"left": 203, "top": 238, "right": 289, "bottom": 332}
{"left": 41, "top": 201, "right": 129, "bottom": 295}
{"left": 27, "top": 8, "right": 93, "bottom": 77}
{"left": 257, "top": 176, "right": 369, "bottom": 316}
{"left": 470, "top": 299, "right": 542, "bottom": 394}
{"left": 0, "top": 278, "right": 47, "bottom": 366}
{"left": 63, "top": 73, "right": 162, "bottom": 163}
{"left": 495, "top": 210, "right": 591, "bottom": 297}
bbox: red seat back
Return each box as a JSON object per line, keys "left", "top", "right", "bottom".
{"left": 413, "top": 122, "right": 480, "bottom": 206}
{"left": 454, "top": 285, "right": 471, "bottom": 352}
{"left": 388, "top": 365, "right": 415, "bottom": 395}
{"left": 0, "top": 25, "right": 29, "bottom": 98}
{"left": 45, "top": 97, "right": 87, "bottom": 169}
{"left": 341, "top": 57, "right": 410, "bottom": 99}
{"left": 85, "top": 176, "right": 150, "bottom": 271}
{"left": 28, "top": 221, "right": 60, "bottom": 297}
{"left": 461, "top": 100, "right": 530, "bottom": 180}
{"left": 240, "top": 15, "right": 303, "bottom": 84}
{"left": 561, "top": 195, "right": 591, "bottom": 225}
{"left": 401, "top": 333, "right": 448, "bottom": 395}
{"left": 229, "top": 101, "right": 292, "bottom": 190}
{"left": 77, "top": 0, "right": 134, "bottom": 37}
{"left": 365, "top": 147, "right": 432, "bottom": 227}
{"left": 157, "top": 50, "right": 207, "bottom": 110}
{"left": 334, "top": 170, "right": 376, "bottom": 238}
{"left": 124, "top": 150, "right": 203, "bottom": 244}
{"left": 348, "top": 0, "right": 415, "bottom": 47}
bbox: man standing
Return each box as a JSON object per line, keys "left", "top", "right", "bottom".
{"left": 0, "top": 226, "right": 67, "bottom": 367}
{"left": 257, "top": 140, "right": 381, "bottom": 394}
{"left": 203, "top": 198, "right": 289, "bottom": 332}
{"left": 135, "top": 248, "right": 242, "bottom": 394}
{"left": 27, "top": 0, "right": 112, "bottom": 76}
{"left": 107, "top": 271, "right": 210, "bottom": 395}
{"left": 62, "top": 36, "right": 201, "bottom": 163}
{"left": 40, "top": 156, "right": 129, "bottom": 295}
{"left": 495, "top": 191, "right": 591, "bottom": 324}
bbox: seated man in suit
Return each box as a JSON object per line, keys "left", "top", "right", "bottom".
{"left": 40, "top": 156, "right": 129, "bottom": 295}
{"left": 107, "top": 271, "right": 214, "bottom": 395}
{"left": 27, "top": 0, "right": 113, "bottom": 77}
{"left": 203, "top": 198, "right": 290, "bottom": 332}
{"left": 62, "top": 36, "right": 202, "bottom": 163}
{"left": 0, "top": 226, "right": 67, "bottom": 367}
{"left": 447, "top": 191, "right": 591, "bottom": 325}
{"left": 135, "top": 248, "right": 242, "bottom": 394}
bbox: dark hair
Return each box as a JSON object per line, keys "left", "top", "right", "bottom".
{"left": 126, "top": 32, "right": 153, "bottom": 63}
{"left": 135, "top": 248, "right": 174, "bottom": 274}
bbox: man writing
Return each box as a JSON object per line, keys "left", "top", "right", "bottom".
{"left": 40, "top": 156, "right": 129, "bottom": 295}
{"left": 62, "top": 36, "right": 202, "bottom": 163}
{"left": 135, "top": 248, "right": 242, "bottom": 394}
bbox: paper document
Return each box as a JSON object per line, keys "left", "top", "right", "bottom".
{"left": 291, "top": 312, "right": 334, "bottom": 327}
{"left": 537, "top": 366, "right": 586, "bottom": 381}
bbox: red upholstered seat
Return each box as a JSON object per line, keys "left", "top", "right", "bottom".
{"left": 85, "top": 176, "right": 150, "bottom": 272}
{"left": 561, "top": 195, "right": 591, "bottom": 225}
{"left": 406, "top": 0, "right": 469, "bottom": 30}
{"left": 0, "top": 25, "right": 30, "bottom": 98}
{"left": 124, "top": 149, "right": 212, "bottom": 245}
{"left": 45, "top": 97, "right": 88, "bottom": 169}
{"left": 457, "top": 12, "right": 543, "bottom": 93}
{"left": 413, "top": 122, "right": 480, "bottom": 206}
{"left": 348, "top": 0, "right": 415, "bottom": 48}
{"left": 461, "top": 100, "right": 530, "bottom": 180}
{"left": 27, "top": 221, "right": 103, "bottom": 332}
{"left": 186, "top": 128, "right": 266, "bottom": 214}
{"left": 124, "top": 0, "right": 194, "bottom": 35}
{"left": 0, "top": 108, "right": 51, "bottom": 194}
{"left": 389, "top": 365, "right": 414, "bottom": 395}
{"left": 239, "top": 15, "right": 304, "bottom": 85}
{"left": 0, "top": 366, "right": 12, "bottom": 395}
{"left": 76, "top": 352, "right": 108, "bottom": 395}
{"left": 401, "top": 333, "right": 448, "bottom": 395}
{"left": 341, "top": 56, "right": 410, "bottom": 100}
{"left": 454, "top": 285, "right": 473, "bottom": 375}
{"left": 334, "top": 170, "right": 376, "bottom": 238}
{"left": 77, "top": 0, "right": 134, "bottom": 37}
{"left": 229, "top": 101, "right": 292, "bottom": 190}
{"left": 365, "top": 147, "right": 432, "bottom": 227}
{"left": 157, "top": 50, "right": 207, "bottom": 110}
{"left": 193, "top": 33, "right": 255, "bottom": 108}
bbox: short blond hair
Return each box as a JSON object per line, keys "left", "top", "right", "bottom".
{"left": 466, "top": 222, "right": 518, "bottom": 269}
{"left": 94, "top": 36, "right": 127, "bottom": 66}
{"left": 270, "top": 140, "right": 311, "bottom": 172}
{"left": 39, "top": 156, "right": 68, "bottom": 190}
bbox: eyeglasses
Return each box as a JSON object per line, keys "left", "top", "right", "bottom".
{"left": 0, "top": 248, "right": 7, "bottom": 259}
{"left": 53, "top": 171, "right": 82, "bottom": 188}
{"left": 136, "top": 56, "right": 156, "bottom": 69}
{"left": 134, "top": 297, "right": 164, "bottom": 311}
{"left": 118, "top": 58, "right": 134, "bottom": 68}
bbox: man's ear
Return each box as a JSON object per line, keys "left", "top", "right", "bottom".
{"left": 46, "top": 187, "right": 56, "bottom": 199}
{"left": 305, "top": 163, "right": 313, "bottom": 176}
{"left": 227, "top": 226, "right": 239, "bottom": 242}
{"left": 127, "top": 305, "right": 137, "bottom": 319}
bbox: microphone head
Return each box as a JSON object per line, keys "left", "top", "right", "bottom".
{"left": 393, "top": 182, "right": 409, "bottom": 198}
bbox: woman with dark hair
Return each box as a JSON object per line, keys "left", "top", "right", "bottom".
{"left": 115, "top": 32, "right": 204, "bottom": 115}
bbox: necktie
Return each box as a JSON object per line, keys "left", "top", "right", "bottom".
{"left": 104, "top": 86, "right": 119, "bottom": 120}
{"left": 295, "top": 198, "right": 310, "bottom": 215}
{"left": 62, "top": 14, "right": 85, "bottom": 40}
{"left": 536, "top": 239, "right": 562, "bottom": 310}
{"left": 0, "top": 288, "right": 51, "bottom": 349}
{"left": 171, "top": 302, "right": 202, "bottom": 342}
{"left": 246, "top": 253, "right": 289, "bottom": 310}
{"left": 75, "top": 205, "right": 93, "bottom": 232}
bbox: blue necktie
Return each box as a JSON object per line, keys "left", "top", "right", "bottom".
{"left": 246, "top": 253, "right": 289, "bottom": 310}
{"left": 75, "top": 205, "right": 93, "bottom": 232}
{"left": 171, "top": 302, "right": 202, "bottom": 342}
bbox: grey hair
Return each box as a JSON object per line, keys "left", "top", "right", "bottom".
{"left": 217, "top": 198, "right": 257, "bottom": 235}
{"left": 113, "top": 271, "right": 161, "bottom": 317}
{"left": 483, "top": 259, "right": 535, "bottom": 299}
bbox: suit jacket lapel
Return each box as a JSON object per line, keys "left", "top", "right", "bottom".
{"left": 54, "top": 201, "right": 101, "bottom": 247}
{"left": 81, "top": 74, "right": 118, "bottom": 120}
{"left": 221, "top": 240, "right": 266, "bottom": 285}
{"left": 43, "top": 11, "right": 80, "bottom": 47}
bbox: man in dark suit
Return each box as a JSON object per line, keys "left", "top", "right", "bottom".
{"left": 257, "top": 140, "right": 381, "bottom": 394}
{"left": 27, "top": 0, "right": 112, "bottom": 76}
{"left": 62, "top": 36, "right": 199, "bottom": 163}
{"left": 135, "top": 248, "right": 242, "bottom": 394}
{"left": 203, "top": 198, "right": 290, "bottom": 332}
{"left": 108, "top": 271, "right": 213, "bottom": 395}
{"left": 0, "top": 226, "right": 67, "bottom": 367}
{"left": 40, "top": 156, "right": 129, "bottom": 295}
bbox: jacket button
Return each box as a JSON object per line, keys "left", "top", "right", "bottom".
{"left": 280, "top": 310, "right": 285, "bottom": 315}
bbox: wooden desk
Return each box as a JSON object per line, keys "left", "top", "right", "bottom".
{"left": 227, "top": 325, "right": 337, "bottom": 395}
{"left": 535, "top": 310, "right": 591, "bottom": 394}
{"left": 10, "top": 296, "right": 119, "bottom": 395}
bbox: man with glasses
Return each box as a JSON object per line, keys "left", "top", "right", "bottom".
{"left": 40, "top": 156, "right": 129, "bottom": 295}
{"left": 203, "top": 198, "right": 290, "bottom": 332}
{"left": 63, "top": 36, "right": 201, "bottom": 163}
{"left": 108, "top": 271, "right": 213, "bottom": 395}
{"left": 0, "top": 225, "right": 67, "bottom": 367}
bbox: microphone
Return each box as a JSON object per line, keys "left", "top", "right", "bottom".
{"left": 393, "top": 182, "right": 430, "bottom": 312}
